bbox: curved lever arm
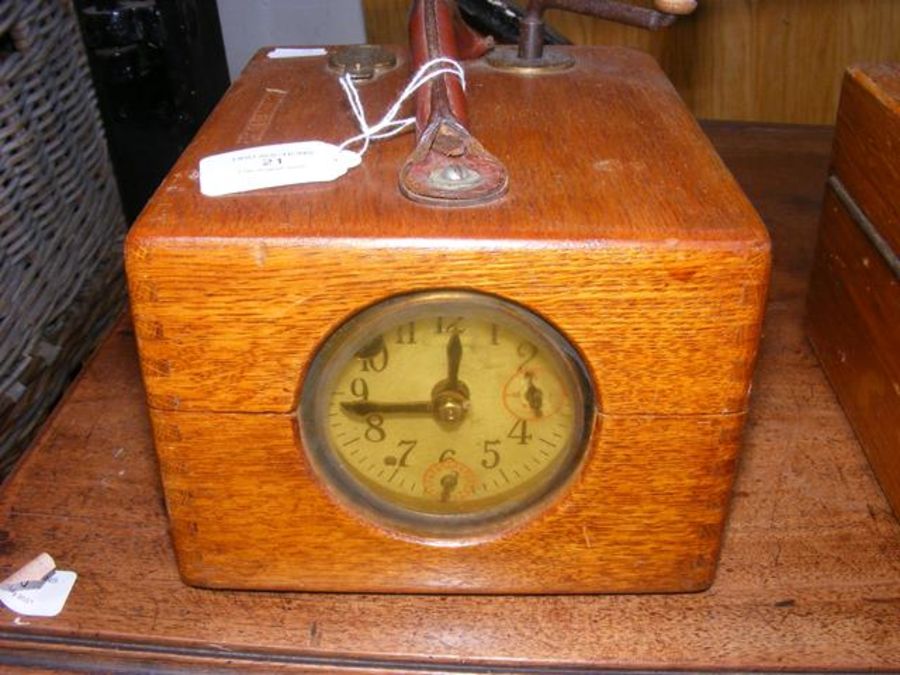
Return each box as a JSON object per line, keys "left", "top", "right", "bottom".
{"left": 519, "top": 0, "right": 696, "bottom": 61}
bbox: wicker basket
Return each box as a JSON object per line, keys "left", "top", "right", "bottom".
{"left": 0, "top": 0, "right": 126, "bottom": 476}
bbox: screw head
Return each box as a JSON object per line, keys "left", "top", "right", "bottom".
{"left": 428, "top": 163, "right": 482, "bottom": 190}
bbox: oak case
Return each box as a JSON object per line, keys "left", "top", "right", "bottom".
{"left": 125, "top": 46, "right": 770, "bottom": 593}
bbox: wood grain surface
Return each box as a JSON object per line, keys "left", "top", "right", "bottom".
{"left": 0, "top": 122, "right": 898, "bottom": 671}
{"left": 130, "top": 47, "right": 765, "bottom": 243}
{"left": 153, "top": 408, "right": 742, "bottom": 593}
{"left": 128, "top": 244, "right": 767, "bottom": 416}
{"left": 807, "top": 188, "right": 900, "bottom": 519}
{"left": 364, "top": 0, "right": 900, "bottom": 124}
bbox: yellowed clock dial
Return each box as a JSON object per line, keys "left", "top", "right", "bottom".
{"left": 299, "top": 290, "right": 594, "bottom": 538}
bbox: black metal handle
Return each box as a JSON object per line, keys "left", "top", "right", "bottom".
{"left": 518, "top": 0, "right": 695, "bottom": 61}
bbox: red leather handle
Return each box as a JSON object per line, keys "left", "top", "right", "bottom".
{"left": 400, "top": 0, "right": 507, "bottom": 206}
{"left": 408, "top": 0, "right": 493, "bottom": 135}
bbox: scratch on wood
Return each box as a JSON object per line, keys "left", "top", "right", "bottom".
{"left": 836, "top": 464, "right": 848, "bottom": 490}
{"left": 593, "top": 159, "right": 621, "bottom": 172}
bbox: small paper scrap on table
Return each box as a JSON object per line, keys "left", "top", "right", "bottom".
{"left": 267, "top": 47, "right": 327, "bottom": 59}
{"left": 0, "top": 553, "right": 77, "bottom": 618}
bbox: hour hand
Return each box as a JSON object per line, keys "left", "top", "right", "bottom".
{"left": 340, "top": 400, "right": 434, "bottom": 416}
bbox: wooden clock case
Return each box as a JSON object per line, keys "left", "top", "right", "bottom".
{"left": 125, "top": 45, "right": 770, "bottom": 593}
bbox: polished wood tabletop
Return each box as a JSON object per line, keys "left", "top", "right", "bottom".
{"left": 0, "top": 122, "right": 898, "bottom": 673}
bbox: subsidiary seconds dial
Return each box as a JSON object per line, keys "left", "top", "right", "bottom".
{"left": 299, "top": 290, "right": 595, "bottom": 538}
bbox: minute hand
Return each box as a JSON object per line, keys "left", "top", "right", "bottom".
{"left": 340, "top": 401, "right": 434, "bottom": 416}
{"left": 446, "top": 332, "right": 462, "bottom": 389}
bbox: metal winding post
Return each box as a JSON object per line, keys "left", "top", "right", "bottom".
{"left": 489, "top": 0, "right": 697, "bottom": 71}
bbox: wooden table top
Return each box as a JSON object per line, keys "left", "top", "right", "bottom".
{"left": 0, "top": 121, "right": 898, "bottom": 673}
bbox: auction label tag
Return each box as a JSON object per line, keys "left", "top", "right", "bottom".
{"left": 199, "top": 141, "right": 361, "bottom": 196}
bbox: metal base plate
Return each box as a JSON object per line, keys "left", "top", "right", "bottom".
{"left": 485, "top": 46, "right": 575, "bottom": 73}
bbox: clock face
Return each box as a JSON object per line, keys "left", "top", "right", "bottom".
{"left": 298, "top": 290, "right": 595, "bottom": 539}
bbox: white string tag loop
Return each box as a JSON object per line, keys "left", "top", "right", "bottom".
{"left": 338, "top": 56, "right": 466, "bottom": 156}
{"left": 198, "top": 56, "right": 465, "bottom": 197}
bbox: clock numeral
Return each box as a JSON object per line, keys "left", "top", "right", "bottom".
{"left": 365, "top": 414, "right": 386, "bottom": 442}
{"left": 517, "top": 340, "right": 538, "bottom": 367}
{"left": 481, "top": 440, "right": 501, "bottom": 469}
{"left": 490, "top": 323, "right": 500, "bottom": 345}
{"left": 436, "top": 316, "right": 465, "bottom": 334}
{"left": 439, "top": 448, "right": 456, "bottom": 462}
{"left": 385, "top": 440, "right": 416, "bottom": 467}
{"left": 358, "top": 337, "right": 389, "bottom": 372}
{"left": 395, "top": 321, "right": 416, "bottom": 345}
{"left": 507, "top": 418, "right": 532, "bottom": 446}
{"left": 350, "top": 378, "right": 369, "bottom": 400}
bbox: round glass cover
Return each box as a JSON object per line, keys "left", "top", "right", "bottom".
{"left": 298, "top": 290, "right": 595, "bottom": 538}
